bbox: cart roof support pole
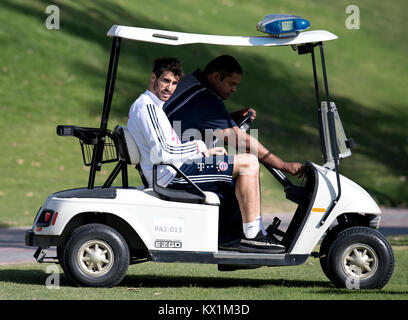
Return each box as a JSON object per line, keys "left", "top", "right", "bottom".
{"left": 310, "top": 44, "right": 328, "bottom": 162}
{"left": 318, "top": 43, "right": 342, "bottom": 225}
{"left": 88, "top": 36, "right": 122, "bottom": 189}
{"left": 101, "top": 36, "right": 122, "bottom": 130}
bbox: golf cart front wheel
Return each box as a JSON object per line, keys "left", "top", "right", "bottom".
{"left": 63, "top": 223, "right": 130, "bottom": 287}
{"left": 327, "top": 227, "right": 394, "bottom": 289}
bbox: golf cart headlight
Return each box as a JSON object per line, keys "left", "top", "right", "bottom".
{"left": 256, "top": 14, "right": 310, "bottom": 37}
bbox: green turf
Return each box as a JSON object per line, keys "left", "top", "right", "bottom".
{"left": 0, "top": 242, "right": 407, "bottom": 300}
{"left": 0, "top": 0, "right": 407, "bottom": 226}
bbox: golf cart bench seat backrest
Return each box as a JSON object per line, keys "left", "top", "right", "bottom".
{"left": 114, "top": 125, "right": 141, "bottom": 165}
{"left": 113, "top": 126, "right": 220, "bottom": 206}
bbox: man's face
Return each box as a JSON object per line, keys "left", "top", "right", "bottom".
{"left": 150, "top": 70, "right": 179, "bottom": 102}
{"left": 209, "top": 72, "right": 241, "bottom": 100}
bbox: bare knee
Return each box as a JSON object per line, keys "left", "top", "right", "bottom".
{"left": 243, "top": 153, "right": 259, "bottom": 169}
{"left": 234, "top": 154, "right": 259, "bottom": 176}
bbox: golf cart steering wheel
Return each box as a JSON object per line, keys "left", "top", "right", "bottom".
{"left": 238, "top": 111, "right": 254, "bottom": 130}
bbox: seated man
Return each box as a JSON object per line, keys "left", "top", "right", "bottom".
{"left": 127, "top": 57, "right": 285, "bottom": 254}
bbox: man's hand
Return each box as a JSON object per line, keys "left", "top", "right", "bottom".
{"left": 230, "top": 107, "right": 256, "bottom": 123}
{"left": 203, "top": 147, "right": 227, "bottom": 157}
{"left": 241, "top": 107, "right": 256, "bottom": 121}
{"left": 283, "top": 162, "right": 304, "bottom": 177}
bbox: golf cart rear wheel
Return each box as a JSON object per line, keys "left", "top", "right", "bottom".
{"left": 327, "top": 227, "right": 394, "bottom": 289}
{"left": 63, "top": 223, "right": 130, "bottom": 287}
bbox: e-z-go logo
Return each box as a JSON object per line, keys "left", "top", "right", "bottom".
{"left": 154, "top": 239, "right": 182, "bottom": 249}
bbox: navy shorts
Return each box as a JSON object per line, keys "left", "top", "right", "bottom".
{"left": 168, "top": 155, "right": 234, "bottom": 192}
{"left": 168, "top": 155, "right": 243, "bottom": 242}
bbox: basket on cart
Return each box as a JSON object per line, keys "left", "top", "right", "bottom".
{"left": 80, "top": 132, "right": 118, "bottom": 166}
{"left": 57, "top": 125, "right": 119, "bottom": 166}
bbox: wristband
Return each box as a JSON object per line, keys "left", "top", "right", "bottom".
{"left": 260, "top": 152, "right": 272, "bottom": 162}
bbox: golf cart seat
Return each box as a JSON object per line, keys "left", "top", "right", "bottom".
{"left": 113, "top": 126, "right": 220, "bottom": 206}
{"left": 114, "top": 125, "right": 141, "bottom": 165}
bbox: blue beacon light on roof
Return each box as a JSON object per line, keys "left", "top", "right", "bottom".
{"left": 256, "top": 14, "right": 310, "bottom": 38}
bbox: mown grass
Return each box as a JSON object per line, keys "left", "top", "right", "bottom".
{"left": 0, "top": 0, "right": 407, "bottom": 227}
{"left": 0, "top": 240, "right": 407, "bottom": 300}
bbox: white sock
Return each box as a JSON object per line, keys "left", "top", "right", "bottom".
{"left": 256, "top": 216, "right": 267, "bottom": 236}
{"left": 243, "top": 220, "right": 261, "bottom": 239}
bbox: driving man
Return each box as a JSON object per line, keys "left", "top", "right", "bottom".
{"left": 127, "top": 57, "right": 285, "bottom": 254}
{"left": 163, "top": 55, "right": 304, "bottom": 176}
{"left": 163, "top": 55, "right": 304, "bottom": 248}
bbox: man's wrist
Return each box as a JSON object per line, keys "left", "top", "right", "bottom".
{"left": 259, "top": 152, "right": 272, "bottom": 163}
{"left": 259, "top": 152, "right": 286, "bottom": 171}
{"left": 194, "top": 140, "right": 207, "bottom": 153}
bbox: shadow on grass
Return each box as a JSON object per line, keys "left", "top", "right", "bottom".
{"left": 2, "top": 269, "right": 406, "bottom": 295}
{"left": 0, "top": 269, "right": 47, "bottom": 285}
{"left": 0, "top": 268, "right": 75, "bottom": 287}
{"left": 316, "top": 289, "right": 408, "bottom": 296}
{"left": 120, "top": 274, "right": 331, "bottom": 289}
{"left": 0, "top": 269, "right": 331, "bottom": 289}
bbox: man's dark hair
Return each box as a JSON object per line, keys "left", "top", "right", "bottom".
{"left": 203, "top": 55, "right": 242, "bottom": 80}
{"left": 152, "top": 57, "right": 184, "bottom": 78}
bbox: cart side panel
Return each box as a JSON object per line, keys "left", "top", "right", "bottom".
{"left": 32, "top": 188, "right": 219, "bottom": 253}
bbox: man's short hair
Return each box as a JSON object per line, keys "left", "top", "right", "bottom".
{"left": 152, "top": 57, "right": 184, "bottom": 78}
{"left": 203, "top": 55, "right": 242, "bottom": 80}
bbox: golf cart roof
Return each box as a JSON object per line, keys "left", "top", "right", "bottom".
{"left": 107, "top": 25, "right": 337, "bottom": 47}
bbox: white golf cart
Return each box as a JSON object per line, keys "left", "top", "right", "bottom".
{"left": 25, "top": 15, "right": 394, "bottom": 289}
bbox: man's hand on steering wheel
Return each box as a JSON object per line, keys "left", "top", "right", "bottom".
{"left": 283, "top": 162, "right": 304, "bottom": 178}
{"left": 230, "top": 107, "right": 256, "bottom": 124}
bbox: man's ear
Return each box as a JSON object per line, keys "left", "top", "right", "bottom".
{"left": 207, "top": 71, "right": 220, "bottom": 86}
{"left": 149, "top": 72, "right": 156, "bottom": 90}
{"left": 213, "top": 71, "right": 221, "bottom": 82}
